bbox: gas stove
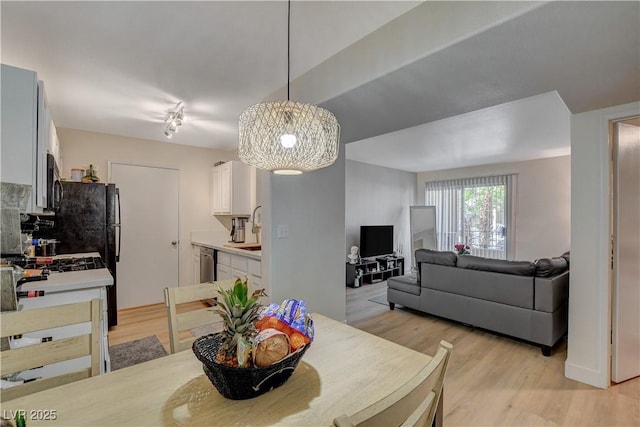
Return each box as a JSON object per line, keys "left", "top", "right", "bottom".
{"left": 7, "top": 256, "right": 106, "bottom": 272}
{"left": 49, "top": 256, "right": 106, "bottom": 272}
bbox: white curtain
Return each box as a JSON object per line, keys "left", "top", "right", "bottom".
{"left": 425, "top": 175, "right": 516, "bottom": 260}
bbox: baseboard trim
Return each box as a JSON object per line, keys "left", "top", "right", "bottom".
{"left": 564, "top": 360, "right": 608, "bottom": 389}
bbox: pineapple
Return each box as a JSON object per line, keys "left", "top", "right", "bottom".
{"left": 211, "top": 277, "right": 267, "bottom": 367}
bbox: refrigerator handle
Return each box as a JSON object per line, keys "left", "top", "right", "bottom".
{"left": 115, "top": 188, "right": 121, "bottom": 262}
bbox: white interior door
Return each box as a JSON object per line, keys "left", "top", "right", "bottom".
{"left": 612, "top": 119, "right": 640, "bottom": 383}
{"left": 110, "top": 163, "right": 180, "bottom": 309}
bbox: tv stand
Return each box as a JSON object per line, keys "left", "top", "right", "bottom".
{"left": 346, "top": 256, "right": 404, "bottom": 287}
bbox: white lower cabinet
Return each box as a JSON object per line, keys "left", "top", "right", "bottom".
{"left": 217, "top": 264, "right": 232, "bottom": 280}
{"left": 248, "top": 259, "right": 260, "bottom": 276}
{"left": 231, "top": 254, "right": 248, "bottom": 281}
{"left": 216, "top": 252, "right": 232, "bottom": 280}
{"left": 231, "top": 268, "right": 245, "bottom": 280}
{"left": 215, "top": 250, "right": 261, "bottom": 286}
{"left": 250, "top": 275, "right": 262, "bottom": 289}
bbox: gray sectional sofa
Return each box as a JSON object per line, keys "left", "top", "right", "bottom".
{"left": 387, "top": 249, "right": 570, "bottom": 356}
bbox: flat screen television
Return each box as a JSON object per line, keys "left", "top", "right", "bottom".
{"left": 360, "top": 225, "right": 394, "bottom": 258}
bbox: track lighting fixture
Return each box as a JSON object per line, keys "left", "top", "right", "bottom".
{"left": 163, "top": 101, "right": 185, "bottom": 139}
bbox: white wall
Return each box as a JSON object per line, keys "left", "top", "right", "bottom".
{"left": 346, "top": 160, "right": 416, "bottom": 268}
{"left": 416, "top": 156, "right": 571, "bottom": 261}
{"left": 565, "top": 102, "right": 640, "bottom": 389}
{"left": 265, "top": 149, "right": 346, "bottom": 322}
{"left": 57, "top": 128, "right": 233, "bottom": 286}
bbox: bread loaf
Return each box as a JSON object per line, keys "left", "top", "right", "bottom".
{"left": 253, "top": 328, "right": 290, "bottom": 367}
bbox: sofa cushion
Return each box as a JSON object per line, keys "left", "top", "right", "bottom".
{"left": 415, "top": 249, "right": 457, "bottom": 267}
{"left": 535, "top": 257, "right": 569, "bottom": 277}
{"left": 560, "top": 251, "right": 570, "bottom": 267}
{"left": 457, "top": 255, "right": 535, "bottom": 276}
{"left": 387, "top": 275, "right": 421, "bottom": 296}
{"left": 415, "top": 249, "right": 457, "bottom": 281}
{"left": 422, "top": 263, "right": 534, "bottom": 309}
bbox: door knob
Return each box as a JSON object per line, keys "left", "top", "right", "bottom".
{"left": 171, "top": 241, "right": 178, "bottom": 246}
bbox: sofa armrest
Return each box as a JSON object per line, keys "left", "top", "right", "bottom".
{"left": 534, "top": 270, "right": 569, "bottom": 312}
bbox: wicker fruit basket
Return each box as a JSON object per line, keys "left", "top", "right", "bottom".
{"left": 192, "top": 333, "right": 310, "bottom": 400}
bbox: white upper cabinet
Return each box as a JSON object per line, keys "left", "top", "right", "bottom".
{"left": 1, "top": 64, "right": 46, "bottom": 213}
{"left": 211, "top": 160, "right": 252, "bottom": 216}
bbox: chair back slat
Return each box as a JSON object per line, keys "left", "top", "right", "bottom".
{"left": 1, "top": 369, "right": 91, "bottom": 402}
{"left": 333, "top": 340, "right": 453, "bottom": 427}
{"left": 164, "top": 279, "right": 234, "bottom": 354}
{"left": 0, "top": 302, "right": 92, "bottom": 337}
{"left": 402, "top": 391, "right": 436, "bottom": 427}
{"left": 0, "top": 299, "right": 102, "bottom": 403}
{"left": 1, "top": 335, "right": 91, "bottom": 375}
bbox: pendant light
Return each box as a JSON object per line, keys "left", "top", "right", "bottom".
{"left": 238, "top": 0, "right": 340, "bottom": 175}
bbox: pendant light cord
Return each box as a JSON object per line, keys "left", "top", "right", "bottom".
{"left": 287, "top": 0, "right": 291, "bottom": 101}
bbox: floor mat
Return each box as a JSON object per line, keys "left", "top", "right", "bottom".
{"left": 368, "top": 294, "right": 389, "bottom": 306}
{"left": 109, "top": 335, "right": 168, "bottom": 371}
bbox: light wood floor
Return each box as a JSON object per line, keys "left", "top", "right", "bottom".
{"left": 108, "top": 300, "right": 207, "bottom": 353}
{"left": 109, "top": 283, "right": 639, "bottom": 426}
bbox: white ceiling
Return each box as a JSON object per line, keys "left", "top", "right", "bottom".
{"left": 346, "top": 91, "right": 571, "bottom": 173}
{"left": 2, "top": 1, "right": 639, "bottom": 173}
{"left": 1, "top": 1, "right": 419, "bottom": 148}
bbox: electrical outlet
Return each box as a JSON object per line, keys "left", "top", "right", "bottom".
{"left": 277, "top": 224, "right": 289, "bottom": 239}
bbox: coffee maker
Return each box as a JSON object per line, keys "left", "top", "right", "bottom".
{"left": 230, "top": 217, "right": 248, "bottom": 243}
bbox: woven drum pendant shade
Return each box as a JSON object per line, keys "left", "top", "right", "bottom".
{"left": 239, "top": 100, "right": 340, "bottom": 175}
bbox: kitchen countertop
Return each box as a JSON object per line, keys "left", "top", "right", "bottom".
{"left": 190, "top": 231, "right": 261, "bottom": 260}
{"left": 18, "top": 252, "right": 114, "bottom": 293}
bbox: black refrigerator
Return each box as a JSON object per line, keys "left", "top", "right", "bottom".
{"left": 46, "top": 181, "right": 121, "bottom": 327}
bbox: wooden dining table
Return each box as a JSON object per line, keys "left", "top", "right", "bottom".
{"left": 1, "top": 314, "right": 434, "bottom": 426}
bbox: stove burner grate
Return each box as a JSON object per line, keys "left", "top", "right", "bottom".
{"left": 51, "top": 257, "right": 106, "bottom": 272}
{"left": 5, "top": 256, "right": 106, "bottom": 272}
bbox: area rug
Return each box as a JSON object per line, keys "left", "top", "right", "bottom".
{"left": 109, "top": 336, "right": 168, "bottom": 371}
{"left": 368, "top": 294, "right": 389, "bottom": 306}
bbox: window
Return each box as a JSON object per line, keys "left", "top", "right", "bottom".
{"left": 425, "top": 175, "right": 516, "bottom": 260}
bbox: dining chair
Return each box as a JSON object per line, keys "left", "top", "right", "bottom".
{"left": 332, "top": 340, "right": 453, "bottom": 427}
{"left": 164, "top": 279, "right": 234, "bottom": 354}
{"left": 0, "top": 299, "right": 102, "bottom": 402}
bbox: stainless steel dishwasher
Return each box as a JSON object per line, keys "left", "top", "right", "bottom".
{"left": 199, "top": 247, "right": 214, "bottom": 283}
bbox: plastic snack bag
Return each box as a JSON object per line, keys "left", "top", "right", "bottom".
{"left": 256, "top": 299, "right": 314, "bottom": 350}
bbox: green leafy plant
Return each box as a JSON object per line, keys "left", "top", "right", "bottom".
{"left": 211, "top": 277, "right": 267, "bottom": 365}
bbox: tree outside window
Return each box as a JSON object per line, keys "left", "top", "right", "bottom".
{"left": 425, "top": 175, "right": 514, "bottom": 260}
{"left": 463, "top": 185, "right": 505, "bottom": 250}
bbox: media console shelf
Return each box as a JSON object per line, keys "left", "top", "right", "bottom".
{"left": 346, "top": 256, "right": 404, "bottom": 287}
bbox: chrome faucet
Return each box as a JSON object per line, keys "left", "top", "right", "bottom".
{"left": 250, "top": 205, "right": 262, "bottom": 235}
